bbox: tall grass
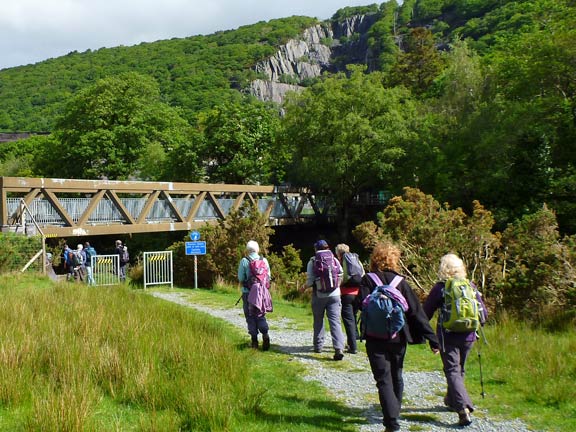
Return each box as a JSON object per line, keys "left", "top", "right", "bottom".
{"left": 475, "top": 315, "right": 576, "bottom": 431}
{"left": 0, "top": 274, "right": 256, "bottom": 431}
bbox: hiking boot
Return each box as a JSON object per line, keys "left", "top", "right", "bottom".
{"left": 262, "top": 334, "right": 270, "bottom": 351}
{"left": 458, "top": 408, "right": 472, "bottom": 426}
{"left": 333, "top": 349, "right": 344, "bottom": 361}
{"left": 250, "top": 337, "right": 258, "bottom": 349}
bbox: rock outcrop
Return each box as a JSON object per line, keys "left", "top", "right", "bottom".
{"left": 250, "top": 14, "right": 379, "bottom": 104}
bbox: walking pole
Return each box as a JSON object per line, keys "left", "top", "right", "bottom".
{"left": 477, "top": 325, "right": 488, "bottom": 398}
{"left": 234, "top": 294, "right": 243, "bottom": 306}
{"left": 477, "top": 344, "right": 486, "bottom": 399}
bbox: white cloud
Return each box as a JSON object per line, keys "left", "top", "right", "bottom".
{"left": 0, "top": 0, "right": 373, "bottom": 69}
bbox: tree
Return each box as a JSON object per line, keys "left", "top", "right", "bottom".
{"left": 389, "top": 27, "right": 445, "bottom": 95}
{"left": 41, "top": 72, "right": 193, "bottom": 180}
{"left": 281, "top": 66, "right": 419, "bottom": 236}
{"left": 197, "top": 100, "right": 282, "bottom": 184}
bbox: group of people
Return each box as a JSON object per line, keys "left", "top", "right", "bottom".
{"left": 61, "top": 239, "right": 130, "bottom": 284}
{"left": 62, "top": 241, "right": 98, "bottom": 284}
{"left": 237, "top": 239, "right": 487, "bottom": 431}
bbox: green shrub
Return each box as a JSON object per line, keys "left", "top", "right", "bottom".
{"left": 266, "top": 244, "right": 306, "bottom": 299}
{"left": 353, "top": 187, "right": 500, "bottom": 299}
{"left": 171, "top": 203, "right": 274, "bottom": 287}
{"left": 0, "top": 233, "right": 43, "bottom": 274}
{"left": 498, "top": 205, "right": 576, "bottom": 322}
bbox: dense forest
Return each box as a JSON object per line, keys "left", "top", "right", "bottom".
{"left": 1, "top": 0, "right": 575, "bottom": 235}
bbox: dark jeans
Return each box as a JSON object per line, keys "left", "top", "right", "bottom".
{"left": 242, "top": 292, "right": 269, "bottom": 338}
{"left": 341, "top": 294, "right": 358, "bottom": 352}
{"left": 366, "top": 338, "right": 407, "bottom": 430}
{"left": 441, "top": 340, "right": 475, "bottom": 412}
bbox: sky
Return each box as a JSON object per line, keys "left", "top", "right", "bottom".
{"left": 0, "top": 0, "right": 375, "bottom": 70}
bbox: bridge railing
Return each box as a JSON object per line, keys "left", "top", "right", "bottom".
{"left": 1, "top": 177, "right": 334, "bottom": 238}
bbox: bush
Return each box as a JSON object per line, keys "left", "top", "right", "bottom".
{"left": 353, "top": 187, "right": 500, "bottom": 299}
{"left": 0, "top": 233, "right": 43, "bottom": 274}
{"left": 498, "top": 205, "right": 576, "bottom": 322}
{"left": 266, "top": 244, "right": 306, "bottom": 298}
{"left": 171, "top": 203, "right": 274, "bottom": 287}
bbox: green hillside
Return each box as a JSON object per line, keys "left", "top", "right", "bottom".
{"left": 0, "top": 16, "right": 317, "bottom": 131}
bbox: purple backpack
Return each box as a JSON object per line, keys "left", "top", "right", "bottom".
{"left": 313, "top": 250, "right": 341, "bottom": 293}
{"left": 249, "top": 257, "right": 270, "bottom": 290}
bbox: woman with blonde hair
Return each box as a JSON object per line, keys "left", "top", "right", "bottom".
{"left": 359, "top": 242, "right": 439, "bottom": 432}
{"left": 423, "top": 253, "right": 487, "bottom": 427}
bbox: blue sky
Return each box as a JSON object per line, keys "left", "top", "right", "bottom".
{"left": 0, "top": 0, "right": 375, "bottom": 70}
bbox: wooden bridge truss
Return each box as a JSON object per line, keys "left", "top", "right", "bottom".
{"left": 0, "top": 177, "right": 333, "bottom": 238}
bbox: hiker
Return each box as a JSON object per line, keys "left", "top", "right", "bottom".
{"left": 359, "top": 241, "right": 440, "bottom": 432}
{"left": 84, "top": 241, "right": 97, "bottom": 285}
{"left": 303, "top": 240, "right": 346, "bottom": 361}
{"left": 114, "top": 240, "right": 127, "bottom": 282}
{"left": 335, "top": 243, "right": 364, "bottom": 354}
{"left": 73, "top": 243, "right": 86, "bottom": 282}
{"left": 237, "top": 240, "right": 272, "bottom": 350}
{"left": 62, "top": 242, "right": 74, "bottom": 281}
{"left": 423, "top": 253, "right": 487, "bottom": 427}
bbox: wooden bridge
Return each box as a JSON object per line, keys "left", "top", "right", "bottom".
{"left": 0, "top": 177, "right": 334, "bottom": 238}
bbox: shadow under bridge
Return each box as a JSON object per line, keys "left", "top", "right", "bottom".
{"left": 0, "top": 177, "right": 335, "bottom": 238}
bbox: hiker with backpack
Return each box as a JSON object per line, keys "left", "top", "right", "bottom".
{"left": 62, "top": 242, "right": 74, "bottom": 281}
{"left": 73, "top": 244, "right": 86, "bottom": 282}
{"left": 303, "top": 240, "right": 346, "bottom": 361}
{"left": 423, "top": 253, "right": 487, "bottom": 427}
{"left": 84, "top": 241, "right": 97, "bottom": 285}
{"left": 359, "top": 242, "right": 440, "bottom": 432}
{"left": 335, "top": 243, "right": 365, "bottom": 354}
{"left": 237, "top": 240, "right": 272, "bottom": 351}
{"left": 115, "top": 240, "right": 128, "bottom": 282}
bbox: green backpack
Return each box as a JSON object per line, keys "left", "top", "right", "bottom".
{"left": 441, "top": 278, "right": 480, "bottom": 332}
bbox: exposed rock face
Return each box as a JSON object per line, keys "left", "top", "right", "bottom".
{"left": 254, "top": 24, "right": 333, "bottom": 83}
{"left": 250, "top": 14, "right": 379, "bottom": 104}
{"left": 249, "top": 79, "right": 303, "bottom": 105}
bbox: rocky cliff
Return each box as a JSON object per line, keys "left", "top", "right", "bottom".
{"left": 250, "top": 14, "right": 378, "bottom": 104}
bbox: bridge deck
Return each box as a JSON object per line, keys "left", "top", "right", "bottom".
{"left": 1, "top": 177, "right": 332, "bottom": 238}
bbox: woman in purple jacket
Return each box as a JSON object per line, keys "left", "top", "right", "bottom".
{"left": 423, "top": 253, "right": 487, "bottom": 427}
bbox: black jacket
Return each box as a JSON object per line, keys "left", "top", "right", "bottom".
{"left": 360, "top": 270, "right": 439, "bottom": 349}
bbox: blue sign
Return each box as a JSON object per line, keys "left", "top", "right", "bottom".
{"left": 190, "top": 230, "right": 201, "bottom": 241}
{"left": 185, "top": 241, "right": 206, "bottom": 255}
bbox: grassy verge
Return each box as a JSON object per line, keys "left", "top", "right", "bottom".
{"left": 164, "top": 285, "right": 576, "bottom": 432}
{"left": 0, "top": 274, "right": 362, "bottom": 431}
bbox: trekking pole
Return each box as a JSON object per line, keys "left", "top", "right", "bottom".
{"left": 477, "top": 323, "right": 488, "bottom": 398}
{"left": 478, "top": 343, "right": 486, "bottom": 399}
{"left": 234, "top": 294, "right": 243, "bottom": 306}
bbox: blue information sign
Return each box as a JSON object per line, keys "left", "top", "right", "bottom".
{"left": 185, "top": 241, "right": 206, "bottom": 255}
{"left": 190, "top": 231, "right": 201, "bottom": 241}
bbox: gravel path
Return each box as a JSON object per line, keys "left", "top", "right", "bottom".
{"left": 151, "top": 291, "right": 534, "bottom": 432}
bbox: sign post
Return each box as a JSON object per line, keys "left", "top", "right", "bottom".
{"left": 185, "top": 231, "right": 206, "bottom": 289}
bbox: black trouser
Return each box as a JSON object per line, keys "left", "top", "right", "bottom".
{"left": 366, "top": 338, "right": 407, "bottom": 430}
{"left": 341, "top": 294, "right": 358, "bottom": 352}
